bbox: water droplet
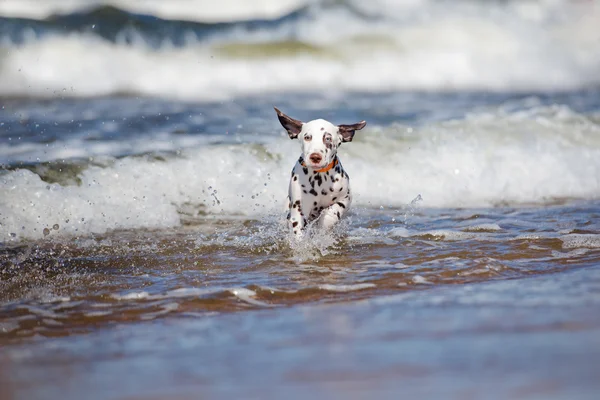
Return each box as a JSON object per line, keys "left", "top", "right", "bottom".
{"left": 53, "top": 224, "right": 59, "bottom": 230}
{"left": 43, "top": 228, "right": 50, "bottom": 236}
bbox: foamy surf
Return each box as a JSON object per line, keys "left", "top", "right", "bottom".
{"left": 0, "top": 0, "right": 599, "bottom": 99}
{"left": 0, "top": 0, "right": 305, "bottom": 22}
{"left": 1, "top": 104, "right": 599, "bottom": 242}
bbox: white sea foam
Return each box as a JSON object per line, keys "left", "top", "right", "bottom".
{"left": 111, "top": 291, "right": 150, "bottom": 300}
{"left": 319, "top": 283, "right": 376, "bottom": 292}
{"left": 461, "top": 223, "right": 502, "bottom": 232}
{"left": 416, "top": 230, "right": 484, "bottom": 241}
{"left": 1, "top": 105, "right": 600, "bottom": 242}
{"left": 230, "top": 288, "right": 273, "bottom": 307}
{"left": 0, "top": 0, "right": 305, "bottom": 22}
{"left": 0, "top": 0, "right": 599, "bottom": 99}
{"left": 412, "top": 275, "right": 433, "bottom": 285}
{"left": 561, "top": 234, "right": 600, "bottom": 249}
{"left": 109, "top": 287, "right": 271, "bottom": 308}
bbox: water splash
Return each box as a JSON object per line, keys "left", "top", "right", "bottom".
{"left": 403, "top": 194, "right": 423, "bottom": 224}
{"left": 285, "top": 218, "right": 351, "bottom": 262}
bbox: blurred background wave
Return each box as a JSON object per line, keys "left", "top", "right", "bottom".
{"left": 1, "top": 0, "right": 599, "bottom": 100}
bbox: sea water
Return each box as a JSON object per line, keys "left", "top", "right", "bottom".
{"left": 1, "top": 1, "right": 600, "bottom": 399}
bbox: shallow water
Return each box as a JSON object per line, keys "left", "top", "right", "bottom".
{"left": 2, "top": 1, "right": 600, "bottom": 399}
{"left": 2, "top": 247, "right": 600, "bottom": 400}
{"left": 3, "top": 95, "right": 600, "bottom": 400}
{"left": 2, "top": 201, "right": 600, "bottom": 345}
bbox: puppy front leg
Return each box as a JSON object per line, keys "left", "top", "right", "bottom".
{"left": 318, "top": 196, "right": 351, "bottom": 230}
{"left": 288, "top": 173, "right": 306, "bottom": 237}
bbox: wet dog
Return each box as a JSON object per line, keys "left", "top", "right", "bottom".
{"left": 274, "top": 107, "right": 366, "bottom": 236}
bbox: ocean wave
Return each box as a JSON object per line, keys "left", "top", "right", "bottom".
{"left": 0, "top": 0, "right": 599, "bottom": 98}
{"left": 0, "top": 4, "right": 307, "bottom": 47}
{"left": 0, "top": 0, "right": 306, "bottom": 23}
{"left": 2, "top": 105, "right": 599, "bottom": 242}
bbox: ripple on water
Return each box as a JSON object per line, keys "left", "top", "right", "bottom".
{"left": 1, "top": 203, "right": 599, "bottom": 342}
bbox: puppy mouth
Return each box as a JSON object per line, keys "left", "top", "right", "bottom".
{"left": 307, "top": 160, "right": 327, "bottom": 169}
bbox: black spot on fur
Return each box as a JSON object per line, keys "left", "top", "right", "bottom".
{"left": 293, "top": 175, "right": 298, "bottom": 181}
{"left": 292, "top": 221, "right": 298, "bottom": 227}
{"left": 303, "top": 190, "right": 307, "bottom": 194}
{"left": 329, "top": 187, "right": 334, "bottom": 192}
{"left": 309, "top": 189, "right": 318, "bottom": 196}
{"left": 336, "top": 211, "right": 341, "bottom": 219}
{"left": 321, "top": 189, "right": 327, "bottom": 195}
{"left": 337, "top": 202, "right": 345, "bottom": 208}
{"left": 286, "top": 213, "right": 290, "bottom": 220}
{"left": 303, "top": 167, "right": 308, "bottom": 175}
{"left": 313, "top": 201, "right": 317, "bottom": 205}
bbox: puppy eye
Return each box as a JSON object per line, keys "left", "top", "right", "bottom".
{"left": 324, "top": 136, "right": 332, "bottom": 143}
{"left": 304, "top": 135, "right": 312, "bottom": 141}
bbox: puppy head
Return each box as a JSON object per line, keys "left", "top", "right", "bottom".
{"left": 274, "top": 107, "right": 366, "bottom": 170}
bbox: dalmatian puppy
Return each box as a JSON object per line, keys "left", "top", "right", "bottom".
{"left": 274, "top": 107, "right": 366, "bottom": 236}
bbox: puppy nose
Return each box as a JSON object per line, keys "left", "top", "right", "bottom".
{"left": 309, "top": 153, "right": 322, "bottom": 164}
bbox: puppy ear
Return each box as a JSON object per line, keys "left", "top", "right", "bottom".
{"left": 274, "top": 107, "right": 303, "bottom": 139}
{"left": 338, "top": 120, "right": 366, "bottom": 142}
